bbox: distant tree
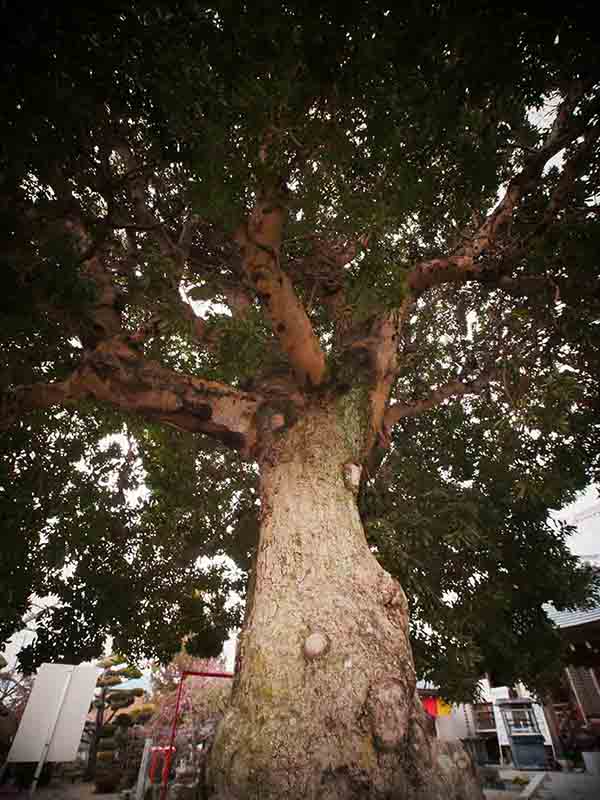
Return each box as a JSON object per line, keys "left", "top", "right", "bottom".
{"left": 0, "top": 660, "right": 32, "bottom": 759}
{"left": 86, "top": 654, "right": 143, "bottom": 779}
{"left": 0, "top": 666, "right": 31, "bottom": 722}
{"left": 149, "top": 652, "right": 231, "bottom": 741}
{"left": 2, "top": 3, "right": 600, "bottom": 797}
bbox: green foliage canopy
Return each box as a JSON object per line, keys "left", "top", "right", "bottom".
{"left": 0, "top": 3, "right": 599, "bottom": 700}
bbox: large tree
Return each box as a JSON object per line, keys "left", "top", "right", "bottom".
{"left": 2, "top": 3, "right": 600, "bottom": 798}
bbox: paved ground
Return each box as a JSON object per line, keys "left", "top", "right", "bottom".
{"left": 39, "top": 784, "right": 119, "bottom": 799}
{"left": 496, "top": 769, "right": 600, "bottom": 800}
{"left": 0, "top": 782, "right": 119, "bottom": 799}
{"left": 535, "top": 772, "right": 600, "bottom": 800}
{"left": 2, "top": 772, "right": 599, "bottom": 800}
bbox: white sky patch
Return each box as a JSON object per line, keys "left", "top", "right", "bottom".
{"left": 180, "top": 282, "right": 231, "bottom": 318}
{"left": 0, "top": 596, "right": 60, "bottom": 670}
{"left": 74, "top": 430, "right": 149, "bottom": 508}
{"left": 528, "top": 95, "right": 567, "bottom": 174}
{"left": 527, "top": 94, "right": 561, "bottom": 133}
{"left": 442, "top": 591, "right": 458, "bottom": 607}
{"left": 543, "top": 149, "right": 566, "bottom": 175}
{"left": 558, "top": 485, "right": 600, "bottom": 559}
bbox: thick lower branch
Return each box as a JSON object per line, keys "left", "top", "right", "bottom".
{"left": 1, "top": 382, "right": 72, "bottom": 422}
{"left": 1, "top": 345, "right": 262, "bottom": 453}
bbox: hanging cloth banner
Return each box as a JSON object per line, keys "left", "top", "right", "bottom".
{"left": 421, "top": 695, "right": 453, "bottom": 717}
{"left": 436, "top": 698, "right": 452, "bottom": 717}
{"left": 422, "top": 696, "right": 437, "bottom": 716}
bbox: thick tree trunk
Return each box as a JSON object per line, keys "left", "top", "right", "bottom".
{"left": 208, "top": 402, "right": 483, "bottom": 799}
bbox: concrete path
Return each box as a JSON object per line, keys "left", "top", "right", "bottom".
{"left": 536, "top": 772, "right": 600, "bottom": 800}
{"left": 498, "top": 769, "right": 600, "bottom": 800}
{"left": 4, "top": 773, "right": 596, "bottom": 800}
{"left": 0, "top": 782, "right": 120, "bottom": 799}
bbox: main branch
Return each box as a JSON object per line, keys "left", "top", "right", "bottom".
{"left": 1, "top": 344, "right": 263, "bottom": 453}
{"left": 236, "top": 196, "right": 326, "bottom": 387}
{"left": 407, "top": 86, "right": 597, "bottom": 295}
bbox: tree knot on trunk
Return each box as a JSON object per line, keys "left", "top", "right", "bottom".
{"left": 270, "top": 412, "right": 286, "bottom": 431}
{"left": 366, "top": 677, "right": 411, "bottom": 753}
{"left": 378, "top": 572, "right": 408, "bottom": 619}
{"left": 255, "top": 402, "right": 291, "bottom": 440}
{"left": 303, "top": 631, "right": 330, "bottom": 661}
{"left": 342, "top": 462, "right": 362, "bottom": 494}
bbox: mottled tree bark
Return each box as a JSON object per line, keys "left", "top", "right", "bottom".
{"left": 208, "top": 401, "right": 483, "bottom": 799}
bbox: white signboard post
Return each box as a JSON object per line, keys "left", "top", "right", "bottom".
{"left": 4, "top": 663, "right": 100, "bottom": 796}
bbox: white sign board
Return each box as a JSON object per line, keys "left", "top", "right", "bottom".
{"left": 7, "top": 663, "right": 100, "bottom": 763}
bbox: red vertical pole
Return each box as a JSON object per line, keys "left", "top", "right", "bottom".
{"left": 157, "top": 669, "right": 232, "bottom": 800}
{"left": 160, "top": 672, "right": 186, "bottom": 800}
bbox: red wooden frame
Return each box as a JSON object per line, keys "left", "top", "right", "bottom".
{"left": 159, "top": 669, "right": 233, "bottom": 800}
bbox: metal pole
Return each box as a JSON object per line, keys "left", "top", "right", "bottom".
{"left": 29, "top": 667, "right": 75, "bottom": 798}
{"left": 135, "top": 737, "right": 153, "bottom": 800}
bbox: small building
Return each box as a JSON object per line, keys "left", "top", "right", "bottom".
{"left": 542, "top": 600, "right": 600, "bottom": 772}
{"left": 419, "top": 678, "right": 554, "bottom": 768}
{"left": 420, "top": 596, "right": 600, "bottom": 770}
{"left": 544, "top": 604, "right": 600, "bottom": 732}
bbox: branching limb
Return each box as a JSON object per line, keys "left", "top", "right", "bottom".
{"left": 286, "top": 235, "right": 369, "bottom": 340}
{"left": 383, "top": 370, "right": 498, "bottom": 431}
{"left": 1, "top": 345, "right": 264, "bottom": 454}
{"left": 407, "top": 85, "right": 598, "bottom": 295}
{"left": 236, "top": 193, "right": 327, "bottom": 387}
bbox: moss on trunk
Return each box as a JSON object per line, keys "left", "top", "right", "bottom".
{"left": 207, "top": 402, "right": 483, "bottom": 799}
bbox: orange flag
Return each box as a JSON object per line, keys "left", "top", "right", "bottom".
{"left": 436, "top": 698, "right": 452, "bottom": 716}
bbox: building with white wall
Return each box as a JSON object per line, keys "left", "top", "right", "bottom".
{"left": 431, "top": 678, "right": 553, "bottom": 768}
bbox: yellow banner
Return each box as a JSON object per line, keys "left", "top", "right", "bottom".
{"left": 436, "top": 699, "right": 452, "bottom": 716}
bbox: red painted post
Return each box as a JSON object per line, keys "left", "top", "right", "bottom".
{"left": 184, "top": 670, "right": 234, "bottom": 679}
{"left": 159, "top": 674, "right": 185, "bottom": 800}
{"left": 159, "top": 669, "right": 233, "bottom": 800}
